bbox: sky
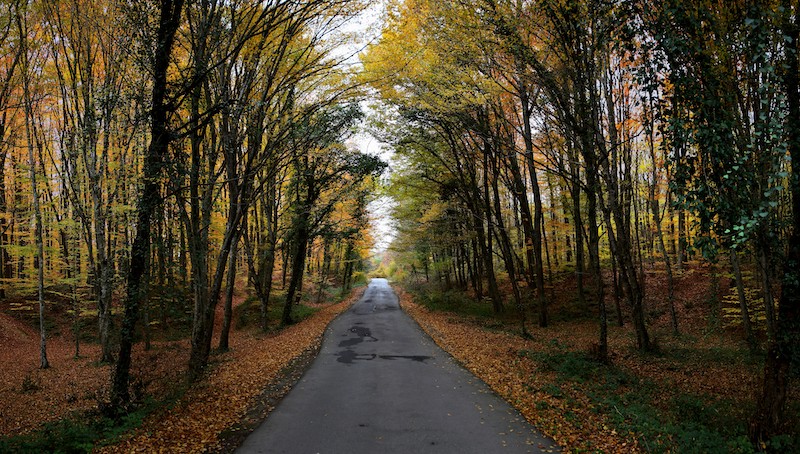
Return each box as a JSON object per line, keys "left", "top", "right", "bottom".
{"left": 337, "top": 1, "right": 397, "bottom": 255}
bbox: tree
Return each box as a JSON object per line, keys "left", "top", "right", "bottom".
{"left": 16, "top": 0, "right": 49, "bottom": 369}
{"left": 111, "top": 0, "right": 184, "bottom": 412}
{"left": 0, "top": 0, "right": 22, "bottom": 301}
{"left": 182, "top": 0, "right": 370, "bottom": 378}
{"left": 646, "top": 0, "right": 798, "bottom": 439}
{"left": 43, "top": 0, "right": 136, "bottom": 363}
{"left": 752, "top": 0, "right": 800, "bottom": 441}
{"left": 281, "top": 104, "right": 385, "bottom": 325}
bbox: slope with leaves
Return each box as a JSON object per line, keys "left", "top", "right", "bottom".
{"left": 0, "top": 285, "right": 363, "bottom": 451}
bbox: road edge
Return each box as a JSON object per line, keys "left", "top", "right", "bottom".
{"left": 214, "top": 285, "right": 367, "bottom": 453}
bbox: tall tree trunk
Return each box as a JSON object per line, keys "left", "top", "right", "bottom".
{"left": 585, "top": 163, "right": 607, "bottom": 359}
{"left": 111, "top": 0, "right": 183, "bottom": 411}
{"left": 282, "top": 204, "right": 310, "bottom": 326}
{"left": 520, "top": 86, "right": 548, "bottom": 327}
{"left": 751, "top": 6, "right": 800, "bottom": 439}
{"left": 481, "top": 147, "right": 503, "bottom": 314}
{"left": 677, "top": 207, "right": 686, "bottom": 271}
{"left": 653, "top": 197, "right": 678, "bottom": 334}
{"left": 647, "top": 94, "right": 678, "bottom": 334}
{"left": 570, "top": 162, "right": 586, "bottom": 307}
{"left": 489, "top": 149, "right": 527, "bottom": 337}
{"left": 189, "top": 177, "right": 245, "bottom": 377}
{"left": 0, "top": 150, "right": 9, "bottom": 300}
{"left": 756, "top": 241, "right": 776, "bottom": 340}
{"left": 611, "top": 253, "right": 623, "bottom": 327}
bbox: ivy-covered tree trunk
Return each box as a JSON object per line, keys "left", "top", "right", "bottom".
{"left": 282, "top": 200, "right": 311, "bottom": 326}
{"left": 751, "top": 2, "right": 800, "bottom": 440}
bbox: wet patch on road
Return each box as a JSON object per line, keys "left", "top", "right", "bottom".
{"left": 336, "top": 351, "right": 377, "bottom": 364}
{"left": 337, "top": 325, "right": 432, "bottom": 364}
{"left": 378, "top": 355, "right": 432, "bottom": 362}
{"left": 336, "top": 350, "right": 432, "bottom": 364}
{"left": 338, "top": 326, "right": 378, "bottom": 347}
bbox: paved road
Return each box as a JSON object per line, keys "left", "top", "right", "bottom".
{"left": 236, "top": 278, "right": 559, "bottom": 453}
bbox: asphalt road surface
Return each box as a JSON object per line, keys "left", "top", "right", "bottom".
{"left": 236, "top": 278, "right": 559, "bottom": 453}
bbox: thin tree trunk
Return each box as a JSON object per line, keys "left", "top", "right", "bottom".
{"left": 586, "top": 172, "right": 608, "bottom": 359}
{"left": 730, "top": 249, "right": 757, "bottom": 352}
{"left": 520, "top": 88, "right": 548, "bottom": 327}
{"left": 0, "top": 149, "right": 9, "bottom": 300}
{"left": 570, "top": 169, "right": 586, "bottom": 307}
{"left": 611, "top": 252, "right": 624, "bottom": 327}
{"left": 218, "top": 237, "right": 238, "bottom": 351}
{"left": 482, "top": 148, "right": 503, "bottom": 314}
{"left": 647, "top": 96, "right": 678, "bottom": 334}
{"left": 756, "top": 238, "right": 776, "bottom": 340}
{"left": 653, "top": 198, "right": 678, "bottom": 334}
{"left": 18, "top": 9, "right": 49, "bottom": 369}
{"left": 490, "top": 160, "right": 527, "bottom": 337}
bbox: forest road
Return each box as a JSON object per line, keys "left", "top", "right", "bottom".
{"left": 235, "top": 278, "right": 559, "bottom": 454}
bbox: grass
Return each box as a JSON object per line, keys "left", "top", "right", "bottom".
{"left": 665, "top": 343, "right": 762, "bottom": 368}
{"left": 0, "top": 400, "right": 160, "bottom": 454}
{"left": 236, "top": 291, "right": 326, "bottom": 331}
{"left": 410, "top": 286, "right": 496, "bottom": 319}
{"left": 520, "top": 344, "right": 796, "bottom": 453}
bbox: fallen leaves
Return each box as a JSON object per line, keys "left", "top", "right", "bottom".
{"left": 0, "top": 314, "right": 112, "bottom": 437}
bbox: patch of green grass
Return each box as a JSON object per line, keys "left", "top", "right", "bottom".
{"left": 236, "top": 294, "right": 320, "bottom": 330}
{"left": 235, "top": 296, "right": 260, "bottom": 329}
{"left": 677, "top": 345, "right": 761, "bottom": 368}
{"left": 291, "top": 304, "right": 319, "bottom": 321}
{"left": 541, "top": 382, "right": 564, "bottom": 399}
{"left": 525, "top": 349, "right": 608, "bottom": 384}
{"left": 0, "top": 401, "right": 156, "bottom": 454}
{"left": 521, "top": 345, "right": 796, "bottom": 453}
{"left": 413, "top": 287, "right": 495, "bottom": 319}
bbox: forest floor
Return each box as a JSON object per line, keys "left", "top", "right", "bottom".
{"left": 2, "top": 264, "right": 797, "bottom": 452}
{"left": 399, "top": 262, "right": 799, "bottom": 453}
{"left": 0, "top": 283, "right": 364, "bottom": 452}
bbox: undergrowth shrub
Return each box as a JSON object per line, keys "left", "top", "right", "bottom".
{"left": 0, "top": 403, "right": 152, "bottom": 454}
{"left": 520, "top": 344, "right": 785, "bottom": 453}
{"left": 414, "top": 287, "right": 494, "bottom": 319}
